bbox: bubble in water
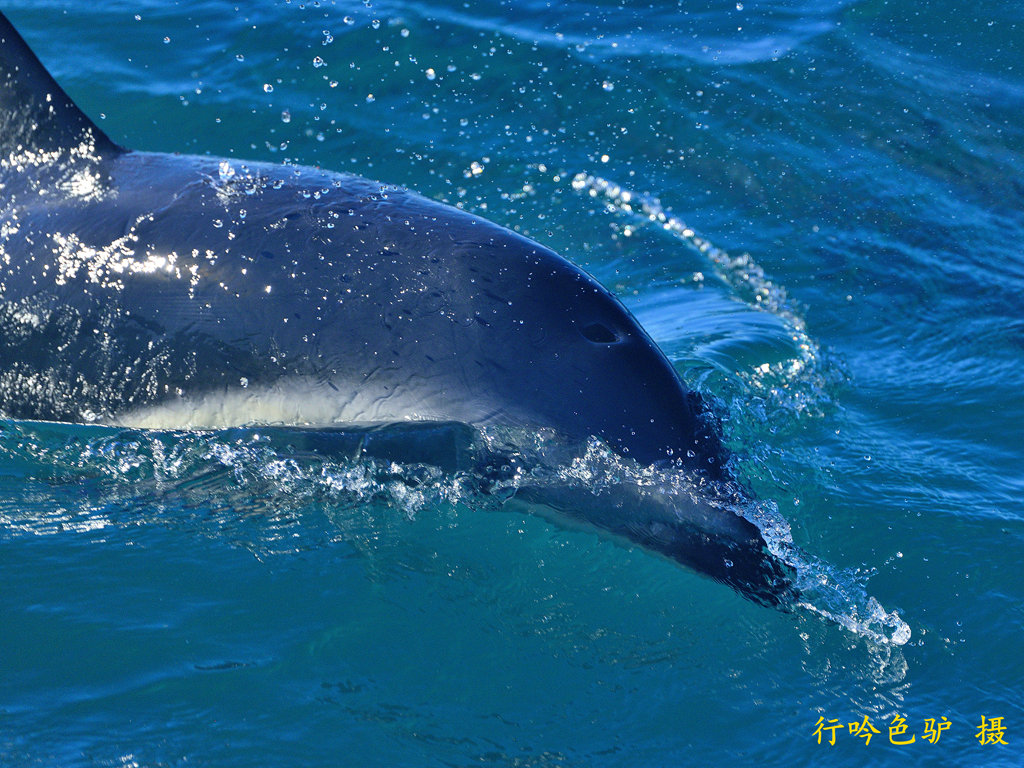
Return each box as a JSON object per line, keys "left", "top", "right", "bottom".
{"left": 601, "top": 80, "right": 614, "bottom": 92}
{"left": 263, "top": 83, "right": 274, "bottom": 93}
{"left": 281, "top": 110, "right": 291, "bottom": 123}
{"left": 313, "top": 56, "right": 326, "bottom": 68}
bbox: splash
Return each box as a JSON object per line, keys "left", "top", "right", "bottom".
{"left": 754, "top": 513, "right": 913, "bottom": 647}
{"left": 0, "top": 421, "right": 486, "bottom": 550}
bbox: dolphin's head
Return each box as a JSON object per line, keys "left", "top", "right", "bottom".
{"left": 444, "top": 228, "right": 799, "bottom": 607}
{"left": 448, "top": 227, "right": 726, "bottom": 477}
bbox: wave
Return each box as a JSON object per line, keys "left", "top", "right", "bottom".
{"left": 366, "top": 0, "right": 856, "bottom": 65}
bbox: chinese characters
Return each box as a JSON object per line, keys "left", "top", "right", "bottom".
{"left": 813, "top": 715, "right": 1001, "bottom": 747}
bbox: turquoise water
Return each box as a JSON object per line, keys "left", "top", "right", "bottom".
{"left": 2, "top": 1, "right": 1023, "bottom": 766}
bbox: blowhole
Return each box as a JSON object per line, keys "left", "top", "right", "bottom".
{"left": 580, "top": 322, "right": 618, "bottom": 344}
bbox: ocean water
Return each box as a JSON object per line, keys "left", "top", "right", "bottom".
{"left": 2, "top": 1, "right": 1023, "bottom": 766}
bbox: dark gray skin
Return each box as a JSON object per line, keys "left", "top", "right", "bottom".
{"left": 0, "top": 13, "right": 794, "bottom": 605}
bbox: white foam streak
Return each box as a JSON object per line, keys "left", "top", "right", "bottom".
{"left": 571, "top": 172, "right": 823, "bottom": 387}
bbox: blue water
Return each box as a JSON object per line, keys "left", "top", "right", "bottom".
{"left": 2, "top": 1, "right": 1023, "bottom": 766}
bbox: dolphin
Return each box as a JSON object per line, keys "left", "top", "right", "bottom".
{"left": 0, "top": 12, "right": 793, "bottom": 604}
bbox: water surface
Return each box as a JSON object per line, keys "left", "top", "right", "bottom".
{"left": 2, "top": 1, "right": 1023, "bottom": 765}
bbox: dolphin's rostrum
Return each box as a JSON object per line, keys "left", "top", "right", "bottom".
{"left": 0, "top": 11, "right": 794, "bottom": 605}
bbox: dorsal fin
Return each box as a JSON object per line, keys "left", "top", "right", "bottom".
{"left": 0, "top": 11, "right": 121, "bottom": 158}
